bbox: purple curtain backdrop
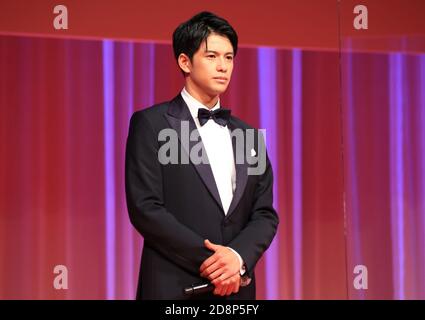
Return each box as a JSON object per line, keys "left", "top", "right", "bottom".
{"left": 0, "top": 33, "right": 424, "bottom": 299}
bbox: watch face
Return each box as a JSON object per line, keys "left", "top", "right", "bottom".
{"left": 240, "top": 264, "right": 247, "bottom": 276}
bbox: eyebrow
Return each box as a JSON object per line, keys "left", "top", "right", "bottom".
{"left": 204, "top": 50, "right": 234, "bottom": 56}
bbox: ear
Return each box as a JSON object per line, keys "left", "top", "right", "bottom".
{"left": 177, "top": 53, "right": 191, "bottom": 74}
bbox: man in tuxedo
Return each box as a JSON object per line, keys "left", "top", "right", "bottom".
{"left": 125, "top": 11, "right": 278, "bottom": 300}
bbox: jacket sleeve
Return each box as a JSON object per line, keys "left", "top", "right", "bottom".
{"left": 125, "top": 111, "right": 211, "bottom": 275}
{"left": 227, "top": 132, "right": 279, "bottom": 277}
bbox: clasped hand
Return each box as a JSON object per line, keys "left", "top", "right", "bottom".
{"left": 199, "top": 239, "right": 241, "bottom": 296}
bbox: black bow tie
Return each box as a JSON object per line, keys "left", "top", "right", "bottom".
{"left": 197, "top": 108, "right": 231, "bottom": 127}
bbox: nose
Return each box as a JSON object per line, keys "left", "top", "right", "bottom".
{"left": 216, "top": 57, "right": 227, "bottom": 72}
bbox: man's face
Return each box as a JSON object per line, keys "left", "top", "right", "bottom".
{"left": 185, "top": 33, "right": 234, "bottom": 97}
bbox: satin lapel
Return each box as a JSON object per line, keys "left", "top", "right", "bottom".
{"left": 226, "top": 117, "right": 249, "bottom": 220}
{"left": 163, "top": 95, "right": 224, "bottom": 212}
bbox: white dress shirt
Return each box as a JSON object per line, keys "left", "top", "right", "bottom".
{"left": 181, "top": 87, "right": 247, "bottom": 276}
{"left": 181, "top": 87, "right": 236, "bottom": 215}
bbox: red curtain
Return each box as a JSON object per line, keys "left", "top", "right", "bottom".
{"left": 1, "top": 33, "right": 424, "bottom": 299}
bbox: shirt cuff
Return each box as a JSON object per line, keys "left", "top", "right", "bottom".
{"left": 227, "top": 247, "right": 246, "bottom": 276}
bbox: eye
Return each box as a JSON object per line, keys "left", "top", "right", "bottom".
{"left": 226, "top": 56, "right": 234, "bottom": 61}
{"left": 207, "top": 54, "right": 216, "bottom": 59}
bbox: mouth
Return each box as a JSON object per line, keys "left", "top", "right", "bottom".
{"left": 213, "top": 77, "right": 228, "bottom": 83}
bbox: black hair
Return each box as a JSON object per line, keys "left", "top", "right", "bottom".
{"left": 172, "top": 11, "right": 238, "bottom": 70}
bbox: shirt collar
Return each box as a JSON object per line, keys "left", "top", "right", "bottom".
{"left": 180, "top": 87, "right": 220, "bottom": 121}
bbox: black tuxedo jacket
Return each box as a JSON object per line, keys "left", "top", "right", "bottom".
{"left": 125, "top": 94, "right": 279, "bottom": 300}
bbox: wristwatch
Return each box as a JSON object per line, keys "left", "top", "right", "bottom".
{"left": 240, "top": 263, "right": 247, "bottom": 276}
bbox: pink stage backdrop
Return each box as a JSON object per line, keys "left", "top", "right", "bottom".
{"left": 342, "top": 46, "right": 425, "bottom": 299}
{"left": 0, "top": 32, "right": 424, "bottom": 299}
